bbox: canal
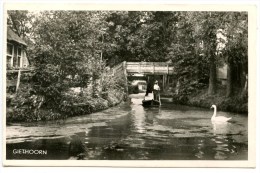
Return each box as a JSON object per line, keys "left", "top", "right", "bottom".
{"left": 6, "top": 94, "right": 248, "bottom": 160}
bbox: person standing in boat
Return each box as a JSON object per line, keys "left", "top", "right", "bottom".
{"left": 153, "top": 80, "right": 160, "bottom": 101}
{"left": 145, "top": 80, "right": 152, "bottom": 96}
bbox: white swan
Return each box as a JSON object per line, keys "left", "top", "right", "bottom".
{"left": 211, "top": 105, "right": 232, "bottom": 122}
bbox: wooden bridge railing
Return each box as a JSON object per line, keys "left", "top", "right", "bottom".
{"left": 112, "top": 61, "right": 175, "bottom": 93}
{"left": 126, "top": 62, "right": 174, "bottom": 75}
{"left": 112, "top": 62, "right": 124, "bottom": 75}
{"left": 113, "top": 61, "right": 174, "bottom": 75}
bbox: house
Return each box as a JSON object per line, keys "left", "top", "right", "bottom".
{"left": 6, "top": 27, "right": 30, "bottom": 93}
{"left": 217, "top": 64, "right": 227, "bottom": 85}
{"left": 7, "top": 27, "right": 29, "bottom": 69}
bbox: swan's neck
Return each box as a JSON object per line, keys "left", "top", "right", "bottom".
{"left": 212, "top": 107, "right": 217, "bottom": 119}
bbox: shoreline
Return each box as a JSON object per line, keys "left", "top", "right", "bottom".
{"left": 6, "top": 87, "right": 247, "bottom": 123}
{"left": 6, "top": 90, "right": 126, "bottom": 123}
{"left": 128, "top": 91, "right": 247, "bottom": 114}
{"left": 161, "top": 88, "right": 248, "bottom": 114}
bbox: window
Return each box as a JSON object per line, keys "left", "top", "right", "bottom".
{"left": 6, "top": 44, "right": 13, "bottom": 68}
{"left": 17, "top": 47, "right": 22, "bottom": 67}
{"left": 13, "top": 47, "right": 22, "bottom": 68}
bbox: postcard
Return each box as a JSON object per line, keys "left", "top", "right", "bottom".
{"left": 2, "top": 2, "right": 257, "bottom": 167}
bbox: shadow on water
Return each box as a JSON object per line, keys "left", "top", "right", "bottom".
{"left": 6, "top": 97, "right": 248, "bottom": 160}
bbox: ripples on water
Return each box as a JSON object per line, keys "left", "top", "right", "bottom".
{"left": 6, "top": 96, "right": 248, "bottom": 160}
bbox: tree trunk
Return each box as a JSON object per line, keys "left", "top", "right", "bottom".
{"left": 226, "top": 62, "right": 232, "bottom": 97}
{"left": 208, "top": 54, "right": 217, "bottom": 95}
{"left": 92, "top": 74, "right": 99, "bottom": 98}
{"left": 240, "top": 73, "right": 248, "bottom": 98}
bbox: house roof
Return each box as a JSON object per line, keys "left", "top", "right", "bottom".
{"left": 7, "top": 27, "right": 27, "bottom": 46}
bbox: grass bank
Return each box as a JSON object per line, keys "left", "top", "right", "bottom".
{"left": 162, "top": 88, "right": 248, "bottom": 114}
{"left": 6, "top": 88, "right": 125, "bottom": 122}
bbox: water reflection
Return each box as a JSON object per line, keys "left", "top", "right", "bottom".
{"left": 131, "top": 102, "right": 146, "bottom": 133}
{"left": 212, "top": 121, "right": 230, "bottom": 134}
{"left": 6, "top": 97, "right": 248, "bottom": 160}
{"left": 210, "top": 122, "right": 239, "bottom": 160}
{"left": 68, "top": 135, "right": 86, "bottom": 159}
{"left": 194, "top": 139, "right": 205, "bottom": 159}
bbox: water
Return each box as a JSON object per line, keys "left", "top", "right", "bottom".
{"left": 6, "top": 95, "right": 248, "bottom": 160}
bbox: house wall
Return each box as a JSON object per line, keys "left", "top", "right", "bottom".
{"left": 217, "top": 64, "right": 227, "bottom": 85}
{"left": 22, "top": 49, "right": 29, "bottom": 67}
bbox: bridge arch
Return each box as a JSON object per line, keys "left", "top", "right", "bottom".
{"left": 112, "top": 61, "right": 176, "bottom": 93}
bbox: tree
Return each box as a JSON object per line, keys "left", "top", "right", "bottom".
{"left": 104, "top": 11, "right": 176, "bottom": 65}
{"left": 15, "top": 10, "right": 248, "bottom": 103}
{"left": 163, "top": 12, "right": 212, "bottom": 97}
{"left": 166, "top": 12, "right": 200, "bottom": 93}
{"left": 7, "top": 10, "right": 33, "bottom": 38}
{"left": 27, "top": 11, "right": 113, "bottom": 108}
{"left": 221, "top": 12, "right": 248, "bottom": 97}
{"left": 184, "top": 12, "right": 233, "bottom": 95}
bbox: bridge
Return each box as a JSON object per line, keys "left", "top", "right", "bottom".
{"left": 112, "top": 61, "right": 174, "bottom": 75}
{"left": 112, "top": 61, "right": 175, "bottom": 92}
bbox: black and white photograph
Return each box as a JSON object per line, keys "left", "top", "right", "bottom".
{"left": 2, "top": 3, "right": 257, "bottom": 167}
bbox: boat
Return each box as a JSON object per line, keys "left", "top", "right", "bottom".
{"left": 142, "top": 99, "right": 160, "bottom": 107}
{"left": 142, "top": 92, "right": 161, "bottom": 107}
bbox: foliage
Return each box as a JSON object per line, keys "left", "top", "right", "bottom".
{"left": 186, "top": 88, "right": 248, "bottom": 113}
{"left": 6, "top": 11, "right": 248, "bottom": 121}
{"left": 128, "top": 85, "right": 139, "bottom": 94}
{"left": 100, "top": 68, "right": 126, "bottom": 98}
{"left": 6, "top": 83, "right": 60, "bottom": 122}
{"left": 7, "top": 10, "right": 33, "bottom": 38}
{"left": 27, "top": 11, "right": 114, "bottom": 108}
{"left": 167, "top": 12, "right": 247, "bottom": 96}
{"left": 104, "top": 11, "right": 173, "bottom": 65}
{"left": 8, "top": 11, "right": 248, "bottom": 98}
{"left": 222, "top": 12, "right": 248, "bottom": 97}
{"left": 7, "top": 11, "right": 127, "bottom": 122}
{"left": 7, "top": 10, "right": 36, "bottom": 57}
{"left": 32, "top": 11, "right": 106, "bottom": 78}
{"left": 7, "top": 84, "right": 124, "bottom": 122}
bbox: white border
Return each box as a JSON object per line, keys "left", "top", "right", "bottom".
{"left": 1, "top": 0, "right": 259, "bottom": 171}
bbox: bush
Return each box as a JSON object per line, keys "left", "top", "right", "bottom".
{"left": 59, "top": 88, "right": 124, "bottom": 117}
{"left": 172, "top": 93, "right": 189, "bottom": 104}
{"left": 6, "top": 106, "right": 64, "bottom": 122}
{"left": 6, "top": 62, "right": 126, "bottom": 122}
{"left": 128, "top": 85, "right": 139, "bottom": 94}
{"left": 185, "top": 88, "right": 248, "bottom": 113}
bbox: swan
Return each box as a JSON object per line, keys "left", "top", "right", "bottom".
{"left": 211, "top": 105, "right": 232, "bottom": 122}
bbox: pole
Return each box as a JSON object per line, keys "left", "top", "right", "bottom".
{"left": 159, "top": 91, "right": 161, "bottom": 106}
{"left": 153, "top": 62, "right": 155, "bottom": 74}
{"left": 162, "top": 75, "right": 165, "bottom": 91}
{"left": 123, "top": 61, "right": 128, "bottom": 95}
{"left": 16, "top": 69, "right": 21, "bottom": 93}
